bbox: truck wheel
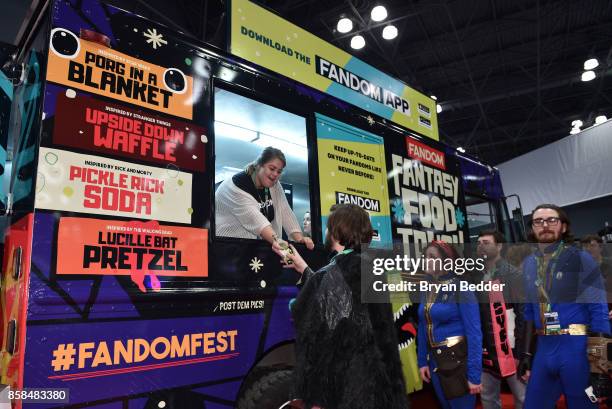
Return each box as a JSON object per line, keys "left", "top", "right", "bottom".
{"left": 237, "top": 368, "right": 293, "bottom": 409}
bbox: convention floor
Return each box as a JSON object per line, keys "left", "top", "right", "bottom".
{"left": 409, "top": 384, "right": 578, "bottom": 408}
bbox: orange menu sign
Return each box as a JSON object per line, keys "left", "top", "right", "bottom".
{"left": 57, "top": 218, "right": 207, "bottom": 292}
{"left": 47, "top": 35, "right": 193, "bottom": 119}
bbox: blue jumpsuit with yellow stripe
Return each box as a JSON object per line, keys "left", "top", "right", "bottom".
{"left": 523, "top": 243, "right": 610, "bottom": 408}
{"left": 417, "top": 275, "right": 482, "bottom": 409}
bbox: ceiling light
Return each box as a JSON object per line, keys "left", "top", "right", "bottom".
{"left": 571, "top": 120, "right": 583, "bottom": 128}
{"left": 584, "top": 58, "right": 599, "bottom": 70}
{"left": 570, "top": 127, "right": 580, "bottom": 135}
{"left": 371, "top": 5, "right": 388, "bottom": 22}
{"left": 457, "top": 147, "right": 465, "bottom": 153}
{"left": 337, "top": 18, "right": 353, "bottom": 33}
{"left": 382, "top": 25, "right": 398, "bottom": 40}
{"left": 581, "top": 70, "right": 596, "bottom": 82}
{"left": 595, "top": 115, "right": 607, "bottom": 125}
{"left": 436, "top": 104, "right": 442, "bottom": 114}
{"left": 430, "top": 95, "right": 437, "bottom": 100}
{"left": 350, "top": 35, "right": 365, "bottom": 50}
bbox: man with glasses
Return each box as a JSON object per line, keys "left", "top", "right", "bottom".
{"left": 517, "top": 204, "right": 610, "bottom": 408}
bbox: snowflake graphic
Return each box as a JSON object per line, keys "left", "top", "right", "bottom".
{"left": 143, "top": 28, "right": 168, "bottom": 49}
{"left": 249, "top": 257, "right": 263, "bottom": 273}
{"left": 455, "top": 208, "right": 466, "bottom": 228}
{"left": 391, "top": 198, "right": 405, "bottom": 224}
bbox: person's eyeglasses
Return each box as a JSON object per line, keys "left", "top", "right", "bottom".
{"left": 532, "top": 217, "right": 560, "bottom": 227}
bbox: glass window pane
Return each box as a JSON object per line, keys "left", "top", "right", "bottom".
{"left": 214, "top": 88, "right": 310, "bottom": 241}
{"left": 465, "top": 195, "right": 498, "bottom": 243}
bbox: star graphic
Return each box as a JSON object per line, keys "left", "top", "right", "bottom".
{"left": 143, "top": 28, "right": 168, "bottom": 50}
{"left": 455, "top": 208, "right": 466, "bottom": 228}
{"left": 391, "top": 197, "right": 405, "bottom": 224}
{"left": 367, "top": 115, "right": 375, "bottom": 126}
{"left": 249, "top": 257, "right": 263, "bottom": 273}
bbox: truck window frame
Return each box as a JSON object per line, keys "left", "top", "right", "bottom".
{"left": 210, "top": 78, "right": 321, "bottom": 246}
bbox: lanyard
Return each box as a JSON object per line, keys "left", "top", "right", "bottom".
{"left": 251, "top": 172, "right": 270, "bottom": 204}
{"left": 331, "top": 248, "right": 353, "bottom": 263}
{"left": 535, "top": 241, "right": 564, "bottom": 317}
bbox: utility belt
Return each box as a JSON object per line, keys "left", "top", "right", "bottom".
{"left": 430, "top": 335, "right": 465, "bottom": 348}
{"left": 587, "top": 335, "right": 612, "bottom": 401}
{"left": 429, "top": 336, "right": 470, "bottom": 399}
{"left": 536, "top": 323, "right": 588, "bottom": 336}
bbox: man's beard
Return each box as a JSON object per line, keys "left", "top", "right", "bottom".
{"left": 537, "top": 230, "right": 560, "bottom": 243}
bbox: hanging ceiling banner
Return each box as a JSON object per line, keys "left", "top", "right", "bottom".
{"left": 229, "top": 0, "right": 439, "bottom": 141}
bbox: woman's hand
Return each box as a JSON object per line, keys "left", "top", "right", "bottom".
{"left": 468, "top": 381, "right": 482, "bottom": 394}
{"left": 272, "top": 243, "right": 309, "bottom": 274}
{"left": 419, "top": 366, "right": 431, "bottom": 383}
{"left": 291, "top": 233, "right": 315, "bottom": 250}
{"left": 301, "top": 236, "right": 314, "bottom": 250}
{"left": 521, "top": 370, "right": 530, "bottom": 383}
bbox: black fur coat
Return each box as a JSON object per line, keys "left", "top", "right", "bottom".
{"left": 292, "top": 251, "right": 409, "bottom": 409}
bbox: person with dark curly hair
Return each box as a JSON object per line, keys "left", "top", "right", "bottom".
{"left": 275, "top": 204, "right": 409, "bottom": 409}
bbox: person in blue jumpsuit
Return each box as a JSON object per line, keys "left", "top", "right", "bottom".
{"left": 418, "top": 240, "right": 483, "bottom": 409}
{"left": 517, "top": 204, "right": 610, "bottom": 408}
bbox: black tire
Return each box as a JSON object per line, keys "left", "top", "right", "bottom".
{"left": 237, "top": 369, "right": 294, "bottom": 409}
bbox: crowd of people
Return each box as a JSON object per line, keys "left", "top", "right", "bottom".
{"left": 216, "top": 147, "right": 611, "bottom": 409}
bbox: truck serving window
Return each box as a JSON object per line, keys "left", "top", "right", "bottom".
{"left": 214, "top": 88, "right": 311, "bottom": 241}
{"left": 465, "top": 194, "right": 499, "bottom": 243}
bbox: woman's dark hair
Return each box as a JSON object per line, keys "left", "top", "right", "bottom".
{"left": 326, "top": 204, "right": 374, "bottom": 250}
{"left": 527, "top": 203, "right": 574, "bottom": 243}
{"left": 245, "top": 147, "right": 286, "bottom": 175}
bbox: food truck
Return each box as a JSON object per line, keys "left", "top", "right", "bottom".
{"left": 0, "top": 0, "right": 523, "bottom": 407}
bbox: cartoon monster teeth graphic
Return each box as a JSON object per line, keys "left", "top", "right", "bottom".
{"left": 392, "top": 301, "right": 422, "bottom": 393}
{"left": 394, "top": 303, "right": 417, "bottom": 350}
